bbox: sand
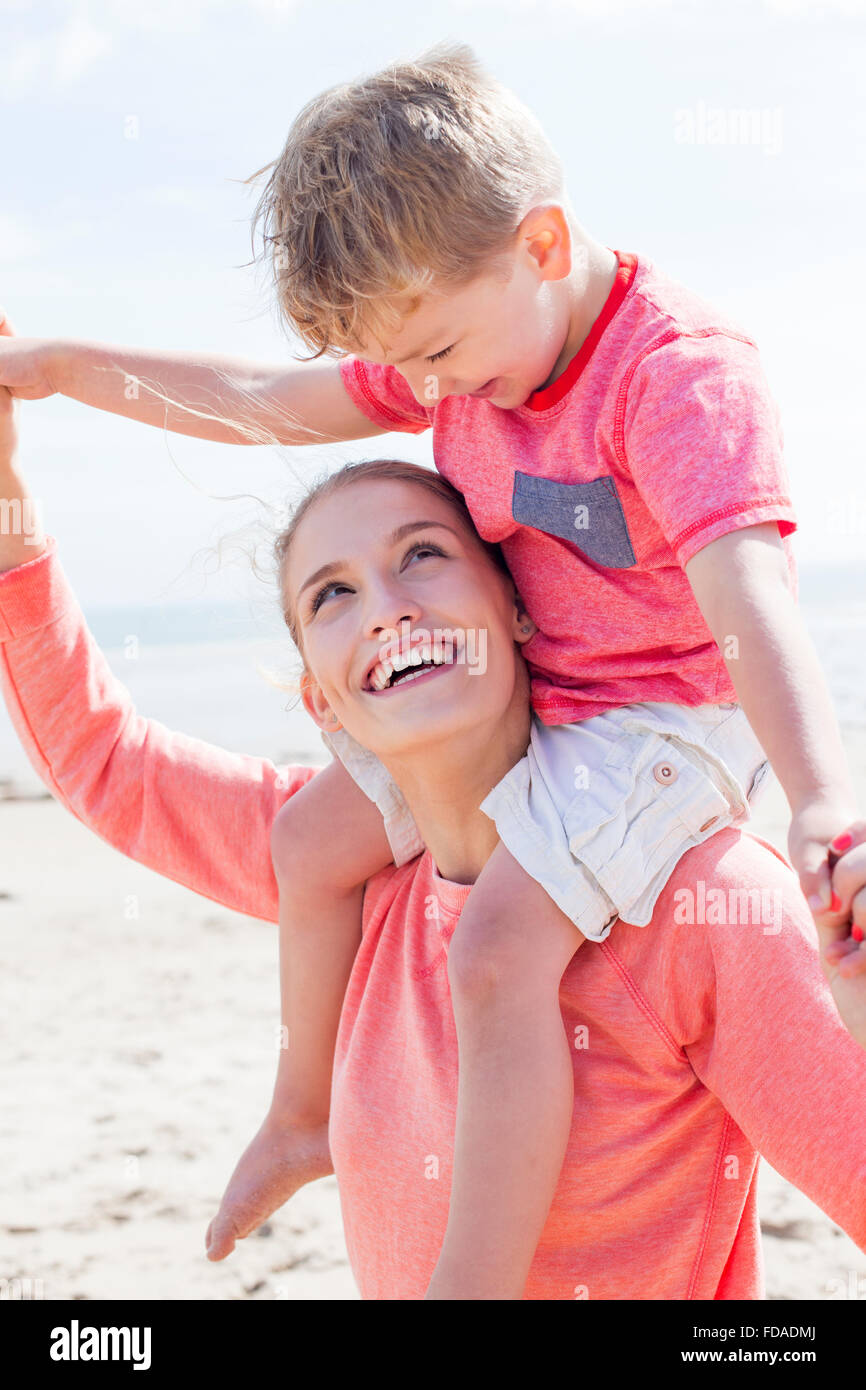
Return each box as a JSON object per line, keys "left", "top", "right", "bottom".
{"left": 2, "top": 729, "right": 866, "bottom": 1302}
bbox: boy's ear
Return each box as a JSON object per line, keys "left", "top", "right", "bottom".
{"left": 518, "top": 202, "right": 572, "bottom": 282}
{"left": 300, "top": 671, "right": 343, "bottom": 732}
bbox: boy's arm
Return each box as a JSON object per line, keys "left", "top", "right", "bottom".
{"left": 684, "top": 522, "right": 858, "bottom": 910}
{"left": 0, "top": 325, "right": 388, "bottom": 446}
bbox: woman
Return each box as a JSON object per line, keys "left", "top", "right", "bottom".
{"left": 2, "top": 380, "right": 866, "bottom": 1300}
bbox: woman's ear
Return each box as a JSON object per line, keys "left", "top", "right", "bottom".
{"left": 512, "top": 597, "right": 538, "bottom": 645}
{"left": 299, "top": 671, "right": 343, "bottom": 732}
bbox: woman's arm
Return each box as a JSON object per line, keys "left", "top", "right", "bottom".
{"left": 0, "top": 381, "right": 319, "bottom": 924}
{"left": 676, "top": 833, "right": 866, "bottom": 1249}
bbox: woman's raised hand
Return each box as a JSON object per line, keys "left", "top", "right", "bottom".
{"left": 0, "top": 309, "right": 59, "bottom": 401}
{"left": 813, "top": 823, "right": 866, "bottom": 1047}
{"left": 0, "top": 314, "right": 21, "bottom": 468}
{"left": 0, "top": 382, "right": 18, "bottom": 470}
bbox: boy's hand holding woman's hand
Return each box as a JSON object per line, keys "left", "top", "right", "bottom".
{"left": 0, "top": 308, "right": 60, "bottom": 403}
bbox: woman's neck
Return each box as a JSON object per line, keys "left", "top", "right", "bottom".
{"left": 380, "top": 690, "right": 533, "bottom": 885}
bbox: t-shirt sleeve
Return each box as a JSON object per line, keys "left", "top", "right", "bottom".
{"left": 338, "top": 356, "right": 433, "bottom": 436}
{"left": 621, "top": 332, "right": 798, "bottom": 568}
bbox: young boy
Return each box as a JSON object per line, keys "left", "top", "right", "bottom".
{"left": 0, "top": 42, "right": 860, "bottom": 1298}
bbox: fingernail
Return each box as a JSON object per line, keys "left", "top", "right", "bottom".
{"left": 831, "top": 892, "right": 843, "bottom": 913}
{"left": 853, "top": 925, "right": 864, "bottom": 944}
{"left": 831, "top": 832, "right": 854, "bottom": 853}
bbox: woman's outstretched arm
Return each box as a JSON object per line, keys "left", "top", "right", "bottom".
{"left": 0, "top": 379, "right": 318, "bottom": 925}
{"left": 674, "top": 831, "right": 866, "bottom": 1251}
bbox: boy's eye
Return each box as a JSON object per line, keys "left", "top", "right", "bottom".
{"left": 426, "top": 344, "right": 454, "bottom": 364}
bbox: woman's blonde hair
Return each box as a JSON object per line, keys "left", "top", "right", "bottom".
{"left": 245, "top": 40, "right": 565, "bottom": 359}
{"left": 274, "top": 458, "right": 515, "bottom": 664}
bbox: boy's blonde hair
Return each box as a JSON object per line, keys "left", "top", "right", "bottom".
{"left": 246, "top": 41, "right": 565, "bottom": 360}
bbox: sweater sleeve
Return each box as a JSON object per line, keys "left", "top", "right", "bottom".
{"left": 0, "top": 536, "right": 321, "bottom": 924}
{"left": 677, "top": 833, "right": 866, "bottom": 1250}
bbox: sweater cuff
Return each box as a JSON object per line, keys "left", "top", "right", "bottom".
{"left": 0, "top": 536, "right": 71, "bottom": 641}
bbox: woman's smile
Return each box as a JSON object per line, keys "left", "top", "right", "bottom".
{"left": 364, "top": 655, "right": 459, "bottom": 698}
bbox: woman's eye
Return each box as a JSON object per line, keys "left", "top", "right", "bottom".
{"left": 309, "top": 542, "right": 445, "bottom": 615}
{"left": 426, "top": 345, "right": 453, "bottom": 364}
{"left": 310, "top": 581, "right": 350, "bottom": 615}
{"left": 405, "top": 542, "right": 445, "bottom": 564}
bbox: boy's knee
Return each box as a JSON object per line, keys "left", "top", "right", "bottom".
{"left": 446, "top": 903, "right": 521, "bottom": 998}
{"left": 446, "top": 887, "right": 583, "bottom": 1000}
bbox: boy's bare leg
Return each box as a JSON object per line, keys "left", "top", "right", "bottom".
{"left": 206, "top": 759, "right": 395, "bottom": 1260}
{"left": 425, "top": 843, "right": 585, "bottom": 1300}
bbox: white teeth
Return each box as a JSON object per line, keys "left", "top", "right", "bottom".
{"left": 389, "top": 667, "right": 429, "bottom": 687}
{"left": 367, "top": 639, "right": 454, "bottom": 692}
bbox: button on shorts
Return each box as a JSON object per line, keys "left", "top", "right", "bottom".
{"left": 321, "top": 700, "right": 771, "bottom": 942}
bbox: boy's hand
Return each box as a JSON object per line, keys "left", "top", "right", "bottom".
{"left": 787, "top": 797, "right": 860, "bottom": 917}
{"left": 0, "top": 308, "right": 59, "bottom": 400}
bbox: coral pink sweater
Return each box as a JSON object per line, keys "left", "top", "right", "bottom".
{"left": 2, "top": 538, "right": 865, "bottom": 1300}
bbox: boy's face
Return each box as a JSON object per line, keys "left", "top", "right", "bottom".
{"left": 351, "top": 204, "right": 576, "bottom": 410}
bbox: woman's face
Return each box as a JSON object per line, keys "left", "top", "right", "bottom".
{"left": 285, "top": 477, "right": 536, "bottom": 760}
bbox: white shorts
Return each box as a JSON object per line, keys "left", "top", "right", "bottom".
{"left": 321, "top": 700, "right": 771, "bottom": 942}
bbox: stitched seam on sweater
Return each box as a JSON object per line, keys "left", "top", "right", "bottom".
{"left": 599, "top": 940, "right": 686, "bottom": 1062}
{"left": 686, "top": 1111, "right": 733, "bottom": 1300}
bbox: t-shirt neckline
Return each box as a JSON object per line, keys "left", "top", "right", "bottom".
{"left": 521, "top": 248, "right": 639, "bottom": 413}
{"left": 427, "top": 851, "right": 473, "bottom": 913}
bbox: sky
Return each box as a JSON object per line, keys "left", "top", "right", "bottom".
{"left": 1, "top": 0, "right": 865, "bottom": 610}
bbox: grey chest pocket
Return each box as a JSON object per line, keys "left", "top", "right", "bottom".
{"left": 511, "top": 471, "right": 637, "bottom": 569}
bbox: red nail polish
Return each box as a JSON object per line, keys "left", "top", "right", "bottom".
{"left": 831, "top": 832, "right": 854, "bottom": 853}
{"left": 853, "top": 925, "right": 864, "bottom": 944}
{"left": 831, "top": 892, "right": 843, "bottom": 913}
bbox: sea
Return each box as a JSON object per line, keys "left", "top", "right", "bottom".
{"left": 1, "top": 563, "right": 864, "bottom": 796}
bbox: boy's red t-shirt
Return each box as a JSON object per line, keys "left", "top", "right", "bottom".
{"left": 338, "top": 250, "right": 798, "bottom": 724}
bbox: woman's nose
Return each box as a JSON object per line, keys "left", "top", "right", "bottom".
{"left": 362, "top": 580, "right": 423, "bottom": 641}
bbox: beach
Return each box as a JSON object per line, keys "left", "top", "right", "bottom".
{"left": 3, "top": 725, "right": 866, "bottom": 1301}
